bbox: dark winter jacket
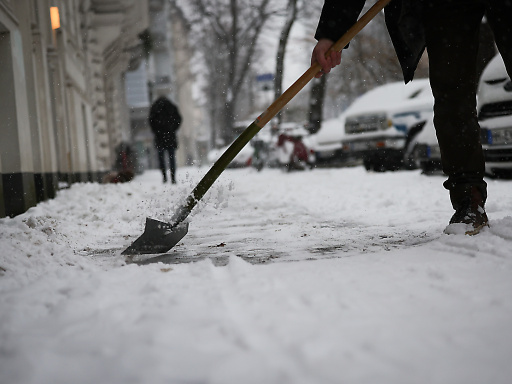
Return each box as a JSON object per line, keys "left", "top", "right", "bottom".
{"left": 149, "top": 97, "right": 182, "bottom": 149}
{"left": 315, "top": 0, "right": 425, "bottom": 83}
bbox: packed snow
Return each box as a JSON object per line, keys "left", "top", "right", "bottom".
{"left": 1, "top": 166, "right": 512, "bottom": 384}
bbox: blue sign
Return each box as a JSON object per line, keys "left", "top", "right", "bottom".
{"left": 256, "top": 73, "right": 274, "bottom": 82}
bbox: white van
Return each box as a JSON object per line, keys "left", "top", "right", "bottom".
{"left": 340, "top": 79, "right": 434, "bottom": 172}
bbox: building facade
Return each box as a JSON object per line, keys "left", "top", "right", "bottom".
{"left": 0, "top": 0, "right": 148, "bottom": 217}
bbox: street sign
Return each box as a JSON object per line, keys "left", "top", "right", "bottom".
{"left": 256, "top": 73, "right": 274, "bottom": 82}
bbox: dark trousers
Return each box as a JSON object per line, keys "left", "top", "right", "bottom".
{"left": 157, "top": 146, "right": 176, "bottom": 182}
{"left": 423, "top": 0, "right": 512, "bottom": 208}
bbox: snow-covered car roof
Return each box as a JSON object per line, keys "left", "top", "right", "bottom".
{"left": 345, "top": 78, "right": 433, "bottom": 117}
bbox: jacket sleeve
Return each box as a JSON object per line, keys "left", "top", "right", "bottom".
{"left": 315, "top": 0, "right": 367, "bottom": 42}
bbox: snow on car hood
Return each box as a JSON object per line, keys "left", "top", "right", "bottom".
{"left": 312, "top": 115, "right": 347, "bottom": 146}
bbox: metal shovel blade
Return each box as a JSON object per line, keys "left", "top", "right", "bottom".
{"left": 122, "top": 218, "right": 189, "bottom": 255}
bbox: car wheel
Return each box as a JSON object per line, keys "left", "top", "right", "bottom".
{"left": 373, "top": 162, "right": 386, "bottom": 172}
{"left": 363, "top": 158, "right": 372, "bottom": 171}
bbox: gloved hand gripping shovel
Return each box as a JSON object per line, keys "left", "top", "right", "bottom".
{"left": 122, "top": 0, "right": 392, "bottom": 255}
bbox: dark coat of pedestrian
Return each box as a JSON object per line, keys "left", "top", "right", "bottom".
{"left": 312, "top": 0, "right": 512, "bottom": 234}
{"left": 149, "top": 96, "right": 182, "bottom": 184}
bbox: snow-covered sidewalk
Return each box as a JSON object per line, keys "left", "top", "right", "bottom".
{"left": 1, "top": 167, "right": 512, "bottom": 384}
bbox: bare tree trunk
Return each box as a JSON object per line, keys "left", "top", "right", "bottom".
{"left": 274, "top": 0, "right": 298, "bottom": 125}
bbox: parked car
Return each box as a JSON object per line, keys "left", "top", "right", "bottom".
{"left": 477, "top": 53, "right": 512, "bottom": 178}
{"left": 340, "top": 79, "right": 434, "bottom": 172}
{"left": 312, "top": 114, "right": 357, "bottom": 167}
{"left": 407, "top": 117, "right": 443, "bottom": 174}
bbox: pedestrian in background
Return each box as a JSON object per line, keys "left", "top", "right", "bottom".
{"left": 149, "top": 96, "right": 182, "bottom": 184}
{"left": 311, "top": 0, "right": 512, "bottom": 235}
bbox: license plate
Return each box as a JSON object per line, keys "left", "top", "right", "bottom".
{"left": 490, "top": 127, "right": 512, "bottom": 145}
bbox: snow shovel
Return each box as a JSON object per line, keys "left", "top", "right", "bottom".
{"left": 122, "top": 0, "right": 392, "bottom": 255}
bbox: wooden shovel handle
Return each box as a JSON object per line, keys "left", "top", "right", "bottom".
{"left": 170, "top": 0, "right": 392, "bottom": 226}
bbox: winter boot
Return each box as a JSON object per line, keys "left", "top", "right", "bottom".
{"left": 445, "top": 185, "right": 489, "bottom": 235}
